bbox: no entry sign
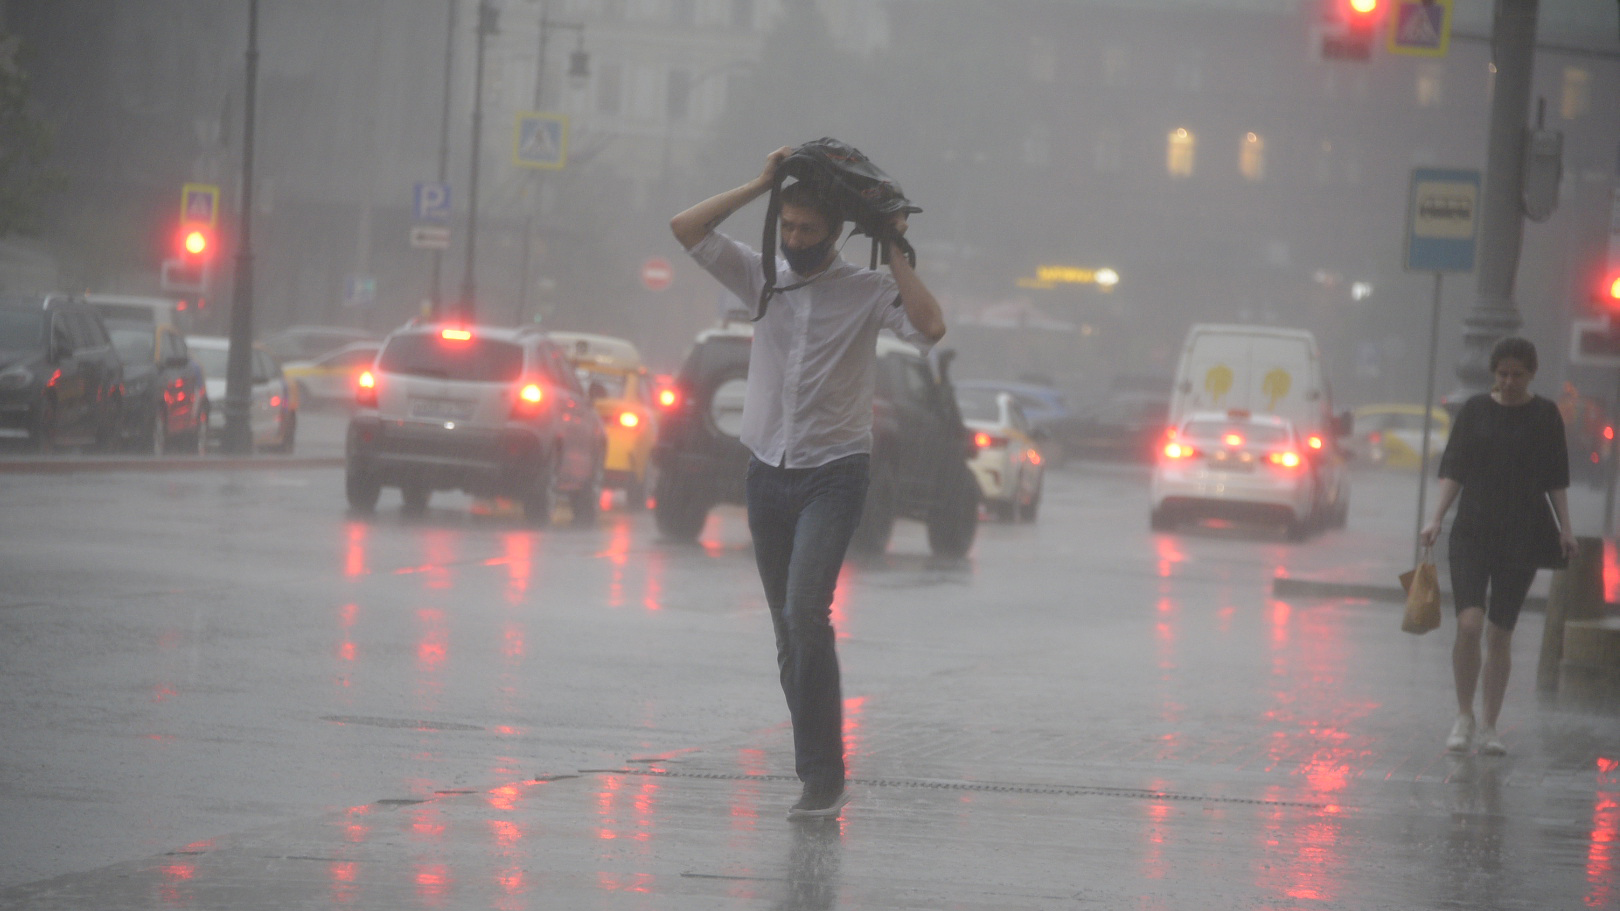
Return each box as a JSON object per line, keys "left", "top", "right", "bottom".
{"left": 641, "top": 257, "right": 673, "bottom": 292}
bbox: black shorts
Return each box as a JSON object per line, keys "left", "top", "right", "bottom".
{"left": 1448, "top": 541, "right": 1537, "bottom": 631}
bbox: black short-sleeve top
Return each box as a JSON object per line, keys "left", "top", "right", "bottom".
{"left": 1437, "top": 393, "right": 1570, "bottom": 556}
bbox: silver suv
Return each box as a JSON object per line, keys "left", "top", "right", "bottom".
{"left": 345, "top": 322, "right": 606, "bottom": 525}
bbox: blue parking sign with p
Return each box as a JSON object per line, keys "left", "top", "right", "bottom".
{"left": 414, "top": 182, "right": 451, "bottom": 223}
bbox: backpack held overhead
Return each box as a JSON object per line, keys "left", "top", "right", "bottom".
{"left": 758, "top": 138, "right": 921, "bottom": 319}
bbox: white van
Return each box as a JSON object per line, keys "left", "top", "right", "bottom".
{"left": 85, "top": 293, "right": 189, "bottom": 331}
{"left": 1163, "top": 324, "right": 1350, "bottom": 530}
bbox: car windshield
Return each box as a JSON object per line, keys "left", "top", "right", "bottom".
{"left": 1182, "top": 420, "right": 1288, "bottom": 446}
{"left": 575, "top": 367, "right": 628, "bottom": 399}
{"left": 190, "top": 346, "right": 228, "bottom": 379}
{"left": 956, "top": 388, "right": 1004, "bottom": 422}
{"left": 108, "top": 326, "right": 155, "bottom": 364}
{"left": 0, "top": 310, "right": 44, "bottom": 351}
{"left": 378, "top": 333, "right": 524, "bottom": 383}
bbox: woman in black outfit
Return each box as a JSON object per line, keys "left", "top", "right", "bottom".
{"left": 1419, "top": 337, "right": 1576, "bottom": 755}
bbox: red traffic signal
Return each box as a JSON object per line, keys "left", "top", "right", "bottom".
{"left": 176, "top": 225, "right": 214, "bottom": 262}
{"left": 1320, "top": 0, "right": 1384, "bottom": 60}
{"left": 1604, "top": 271, "right": 1620, "bottom": 311}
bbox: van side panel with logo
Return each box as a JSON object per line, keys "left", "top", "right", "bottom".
{"left": 1169, "top": 324, "right": 1334, "bottom": 438}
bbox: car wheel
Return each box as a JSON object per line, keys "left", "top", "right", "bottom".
{"left": 147, "top": 410, "right": 167, "bottom": 456}
{"left": 94, "top": 395, "right": 122, "bottom": 452}
{"left": 401, "top": 483, "right": 430, "bottom": 517}
{"left": 270, "top": 411, "right": 297, "bottom": 454}
{"left": 926, "top": 467, "right": 979, "bottom": 559}
{"left": 30, "top": 397, "right": 57, "bottom": 453}
{"left": 850, "top": 458, "right": 898, "bottom": 554}
{"left": 653, "top": 470, "right": 709, "bottom": 542}
{"left": 521, "top": 457, "right": 557, "bottom": 527}
{"left": 1150, "top": 507, "right": 1175, "bottom": 532}
{"left": 345, "top": 465, "right": 382, "bottom": 514}
{"left": 1018, "top": 475, "right": 1042, "bottom": 523}
{"left": 568, "top": 459, "right": 603, "bottom": 527}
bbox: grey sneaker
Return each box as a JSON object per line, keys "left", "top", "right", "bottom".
{"left": 787, "top": 783, "right": 849, "bottom": 820}
{"left": 1446, "top": 714, "right": 1475, "bottom": 752}
{"left": 1477, "top": 726, "right": 1507, "bottom": 755}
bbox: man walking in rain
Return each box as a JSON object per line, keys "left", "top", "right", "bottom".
{"left": 670, "top": 145, "right": 946, "bottom": 818}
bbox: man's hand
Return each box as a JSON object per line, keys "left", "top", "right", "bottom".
{"left": 757, "top": 146, "right": 794, "bottom": 189}
{"left": 670, "top": 145, "right": 794, "bottom": 250}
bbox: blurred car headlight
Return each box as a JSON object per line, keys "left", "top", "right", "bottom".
{"left": 0, "top": 365, "right": 34, "bottom": 391}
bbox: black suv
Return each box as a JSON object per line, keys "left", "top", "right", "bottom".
{"left": 0, "top": 294, "right": 125, "bottom": 452}
{"left": 346, "top": 323, "right": 606, "bottom": 524}
{"left": 651, "top": 322, "right": 981, "bottom": 557}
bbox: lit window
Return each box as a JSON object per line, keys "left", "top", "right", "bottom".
{"left": 1240, "top": 132, "right": 1265, "bottom": 182}
{"left": 1561, "top": 67, "right": 1590, "bottom": 120}
{"left": 1167, "top": 128, "right": 1195, "bottom": 178}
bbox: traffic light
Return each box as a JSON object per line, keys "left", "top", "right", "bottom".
{"left": 162, "top": 224, "right": 215, "bottom": 293}
{"left": 1319, "top": 0, "right": 1384, "bottom": 61}
{"left": 1603, "top": 269, "right": 1620, "bottom": 312}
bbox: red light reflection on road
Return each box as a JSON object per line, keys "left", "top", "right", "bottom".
{"left": 343, "top": 804, "right": 371, "bottom": 844}
{"left": 344, "top": 522, "right": 368, "bottom": 577}
{"left": 502, "top": 533, "right": 532, "bottom": 603}
{"left": 1140, "top": 798, "right": 1173, "bottom": 882}
{"left": 411, "top": 801, "right": 447, "bottom": 841}
{"left": 329, "top": 861, "right": 358, "bottom": 904}
{"left": 843, "top": 695, "right": 867, "bottom": 779}
{"left": 595, "top": 773, "right": 661, "bottom": 845}
{"left": 597, "top": 872, "right": 655, "bottom": 892}
{"left": 643, "top": 548, "right": 667, "bottom": 611}
{"left": 830, "top": 564, "right": 854, "bottom": 638}
{"left": 417, "top": 608, "right": 448, "bottom": 670}
{"left": 605, "top": 520, "right": 632, "bottom": 607}
{"left": 337, "top": 602, "right": 358, "bottom": 666}
{"left": 1588, "top": 759, "right": 1618, "bottom": 909}
{"left": 157, "top": 861, "right": 194, "bottom": 907}
{"left": 1155, "top": 536, "right": 1185, "bottom": 578}
{"left": 1606, "top": 541, "right": 1619, "bottom": 605}
{"left": 415, "top": 863, "right": 451, "bottom": 905}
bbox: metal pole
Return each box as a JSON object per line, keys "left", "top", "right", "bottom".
{"left": 459, "top": 0, "right": 491, "bottom": 321}
{"left": 1607, "top": 367, "right": 1620, "bottom": 536}
{"left": 429, "top": 0, "right": 457, "bottom": 320}
{"left": 222, "top": 0, "right": 259, "bottom": 455}
{"left": 1451, "top": 0, "right": 1539, "bottom": 398}
{"left": 1415, "top": 272, "right": 1444, "bottom": 564}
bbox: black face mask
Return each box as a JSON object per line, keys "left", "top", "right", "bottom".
{"left": 781, "top": 235, "right": 836, "bottom": 275}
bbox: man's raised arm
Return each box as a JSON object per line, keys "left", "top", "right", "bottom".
{"left": 670, "top": 146, "right": 792, "bottom": 250}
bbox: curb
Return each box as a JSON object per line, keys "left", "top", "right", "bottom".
{"left": 1271, "top": 575, "right": 1550, "bottom": 611}
{"left": 0, "top": 455, "right": 345, "bottom": 474}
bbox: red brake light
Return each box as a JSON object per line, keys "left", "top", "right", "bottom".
{"left": 1027, "top": 448, "right": 1043, "bottom": 466}
{"left": 657, "top": 388, "right": 679, "bottom": 409}
{"left": 619, "top": 411, "right": 640, "bottom": 428}
{"left": 1223, "top": 433, "right": 1244, "bottom": 447}
{"left": 512, "top": 382, "right": 545, "bottom": 418}
{"left": 1368, "top": 431, "right": 1382, "bottom": 445}
{"left": 441, "top": 328, "right": 473, "bottom": 342}
{"left": 974, "top": 431, "right": 1008, "bottom": 449}
{"left": 1307, "top": 434, "right": 1324, "bottom": 450}
{"left": 1269, "top": 450, "right": 1303, "bottom": 469}
{"left": 1606, "top": 426, "right": 1615, "bottom": 441}
{"left": 1163, "top": 441, "right": 1198, "bottom": 459}
{"left": 356, "top": 370, "right": 377, "bottom": 407}
{"left": 270, "top": 394, "right": 282, "bottom": 408}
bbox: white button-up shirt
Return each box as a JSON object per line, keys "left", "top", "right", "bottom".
{"left": 688, "top": 231, "right": 935, "bottom": 469}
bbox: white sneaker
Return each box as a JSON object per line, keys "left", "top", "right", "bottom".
{"left": 1477, "top": 726, "right": 1507, "bottom": 755}
{"left": 1446, "top": 714, "right": 1475, "bottom": 752}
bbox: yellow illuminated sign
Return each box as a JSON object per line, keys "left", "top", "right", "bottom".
{"left": 1017, "top": 265, "right": 1120, "bottom": 291}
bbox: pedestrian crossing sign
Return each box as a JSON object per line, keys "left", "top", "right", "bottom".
{"left": 1388, "top": 0, "right": 1451, "bottom": 57}
{"left": 514, "top": 112, "right": 568, "bottom": 170}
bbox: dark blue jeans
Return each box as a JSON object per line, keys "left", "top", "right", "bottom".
{"left": 746, "top": 453, "right": 870, "bottom": 790}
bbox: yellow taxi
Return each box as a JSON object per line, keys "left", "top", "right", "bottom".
{"left": 1350, "top": 404, "right": 1450, "bottom": 470}
{"left": 547, "top": 331, "right": 659, "bottom": 508}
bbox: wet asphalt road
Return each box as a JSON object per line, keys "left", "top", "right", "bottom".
{"left": 1, "top": 413, "right": 1616, "bottom": 910}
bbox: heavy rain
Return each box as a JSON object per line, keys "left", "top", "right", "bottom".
{"left": 1, "top": 1, "right": 1618, "bottom": 909}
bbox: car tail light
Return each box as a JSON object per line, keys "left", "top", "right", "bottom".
{"left": 974, "top": 431, "right": 1008, "bottom": 449}
{"left": 1368, "top": 431, "right": 1382, "bottom": 445}
{"left": 1306, "top": 434, "right": 1324, "bottom": 451}
{"left": 1606, "top": 425, "right": 1615, "bottom": 441}
{"left": 441, "top": 327, "right": 473, "bottom": 342}
{"left": 1222, "top": 432, "right": 1244, "bottom": 447}
{"left": 512, "top": 382, "right": 545, "bottom": 418}
{"left": 270, "top": 394, "right": 282, "bottom": 408}
{"left": 619, "top": 411, "right": 640, "bottom": 428}
{"left": 1163, "top": 441, "right": 1199, "bottom": 459}
{"left": 657, "top": 387, "right": 680, "bottom": 409}
{"left": 356, "top": 370, "right": 377, "bottom": 407}
{"left": 1028, "top": 448, "right": 1043, "bottom": 466}
{"left": 1268, "top": 450, "right": 1303, "bottom": 469}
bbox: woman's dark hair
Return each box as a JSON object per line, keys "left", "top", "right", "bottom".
{"left": 780, "top": 180, "right": 843, "bottom": 232}
{"left": 1489, "top": 336, "right": 1538, "bottom": 373}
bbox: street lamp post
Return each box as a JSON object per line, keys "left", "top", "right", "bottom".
{"left": 428, "top": 0, "right": 457, "bottom": 320}
{"left": 222, "top": 0, "right": 260, "bottom": 455}
{"left": 515, "top": 6, "right": 587, "bottom": 325}
{"left": 458, "top": 0, "right": 497, "bottom": 322}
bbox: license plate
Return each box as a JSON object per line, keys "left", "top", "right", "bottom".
{"left": 1210, "top": 452, "right": 1255, "bottom": 472}
{"left": 410, "top": 398, "right": 473, "bottom": 421}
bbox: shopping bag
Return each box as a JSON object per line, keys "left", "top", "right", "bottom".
{"left": 1399, "top": 549, "right": 1441, "bottom": 635}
